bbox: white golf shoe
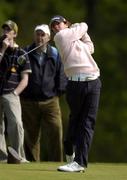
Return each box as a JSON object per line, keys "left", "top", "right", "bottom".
{"left": 57, "top": 161, "right": 85, "bottom": 172}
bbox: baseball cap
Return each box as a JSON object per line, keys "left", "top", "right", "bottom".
{"left": 2, "top": 20, "right": 18, "bottom": 34}
{"left": 49, "top": 15, "right": 66, "bottom": 27}
{"left": 34, "top": 24, "right": 50, "bottom": 36}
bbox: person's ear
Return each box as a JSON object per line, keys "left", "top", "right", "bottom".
{"left": 64, "top": 21, "right": 71, "bottom": 27}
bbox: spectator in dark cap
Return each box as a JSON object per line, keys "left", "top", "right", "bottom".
{"left": 0, "top": 20, "right": 31, "bottom": 163}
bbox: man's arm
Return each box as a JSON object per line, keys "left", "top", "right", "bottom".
{"left": 13, "top": 73, "right": 29, "bottom": 95}
{"left": 81, "top": 32, "right": 94, "bottom": 54}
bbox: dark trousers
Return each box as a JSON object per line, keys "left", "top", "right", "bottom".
{"left": 64, "top": 78, "right": 101, "bottom": 167}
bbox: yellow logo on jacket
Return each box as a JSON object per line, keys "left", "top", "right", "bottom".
{"left": 11, "top": 67, "right": 16, "bottom": 73}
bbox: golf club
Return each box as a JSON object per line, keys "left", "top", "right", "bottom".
{"left": 17, "top": 44, "right": 43, "bottom": 65}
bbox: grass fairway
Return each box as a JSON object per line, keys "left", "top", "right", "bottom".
{"left": 0, "top": 162, "right": 127, "bottom": 180}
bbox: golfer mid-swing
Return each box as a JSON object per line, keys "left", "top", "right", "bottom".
{"left": 50, "top": 15, "right": 101, "bottom": 172}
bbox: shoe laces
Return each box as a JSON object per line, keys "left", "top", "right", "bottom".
{"left": 67, "top": 161, "right": 79, "bottom": 168}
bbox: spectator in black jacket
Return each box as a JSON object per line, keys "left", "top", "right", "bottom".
{"left": 21, "top": 24, "right": 67, "bottom": 162}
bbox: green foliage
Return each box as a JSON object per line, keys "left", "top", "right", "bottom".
{"left": 0, "top": 1, "right": 14, "bottom": 25}
{"left": 14, "top": 0, "right": 87, "bottom": 45}
{"left": 89, "top": 0, "right": 127, "bottom": 162}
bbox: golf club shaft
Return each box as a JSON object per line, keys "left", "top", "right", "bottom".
{"left": 22, "top": 44, "right": 43, "bottom": 57}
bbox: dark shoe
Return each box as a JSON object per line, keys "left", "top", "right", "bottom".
{"left": 7, "top": 146, "right": 21, "bottom": 164}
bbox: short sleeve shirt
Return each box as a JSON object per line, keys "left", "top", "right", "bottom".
{"left": 0, "top": 47, "right": 31, "bottom": 95}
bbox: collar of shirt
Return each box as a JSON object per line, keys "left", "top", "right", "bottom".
{"left": 35, "top": 51, "right": 46, "bottom": 66}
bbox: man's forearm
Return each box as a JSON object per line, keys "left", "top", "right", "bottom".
{"left": 14, "top": 73, "right": 29, "bottom": 95}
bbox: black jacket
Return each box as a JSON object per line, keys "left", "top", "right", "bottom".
{"left": 22, "top": 43, "right": 67, "bottom": 100}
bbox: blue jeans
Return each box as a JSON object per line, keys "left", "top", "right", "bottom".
{"left": 64, "top": 78, "right": 101, "bottom": 167}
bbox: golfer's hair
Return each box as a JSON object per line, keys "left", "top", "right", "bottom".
{"left": 64, "top": 20, "right": 71, "bottom": 27}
